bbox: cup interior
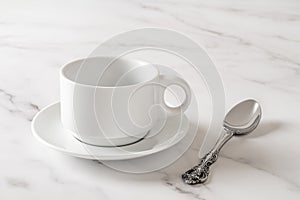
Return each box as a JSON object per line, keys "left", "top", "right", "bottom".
{"left": 61, "top": 57, "right": 158, "bottom": 87}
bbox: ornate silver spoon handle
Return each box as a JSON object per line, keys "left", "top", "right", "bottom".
{"left": 182, "top": 130, "right": 234, "bottom": 185}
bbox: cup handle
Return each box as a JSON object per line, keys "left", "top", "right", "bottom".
{"left": 158, "top": 74, "right": 191, "bottom": 116}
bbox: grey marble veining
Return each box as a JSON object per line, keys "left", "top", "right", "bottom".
{"left": 0, "top": 0, "right": 300, "bottom": 199}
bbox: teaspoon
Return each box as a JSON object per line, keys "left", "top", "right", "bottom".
{"left": 182, "top": 99, "right": 262, "bottom": 185}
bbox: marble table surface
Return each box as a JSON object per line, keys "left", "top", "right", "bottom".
{"left": 1, "top": 0, "right": 300, "bottom": 199}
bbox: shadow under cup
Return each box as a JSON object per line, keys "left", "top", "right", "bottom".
{"left": 60, "top": 57, "right": 190, "bottom": 147}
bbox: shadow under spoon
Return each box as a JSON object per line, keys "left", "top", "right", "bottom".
{"left": 182, "top": 99, "right": 262, "bottom": 185}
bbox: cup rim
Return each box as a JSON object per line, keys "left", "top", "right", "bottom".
{"left": 60, "top": 56, "right": 159, "bottom": 88}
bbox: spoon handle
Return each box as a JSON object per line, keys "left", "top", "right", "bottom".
{"left": 182, "top": 130, "right": 233, "bottom": 185}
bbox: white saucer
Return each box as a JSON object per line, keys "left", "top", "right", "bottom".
{"left": 31, "top": 102, "right": 190, "bottom": 160}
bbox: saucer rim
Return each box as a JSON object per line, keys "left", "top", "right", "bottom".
{"left": 31, "top": 102, "right": 190, "bottom": 160}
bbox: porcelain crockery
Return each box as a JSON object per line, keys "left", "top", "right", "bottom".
{"left": 60, "top": 57, "right": 191, "bottom": 146}
{"left": 31, "top": 102, "right": 190, "bottom": 160}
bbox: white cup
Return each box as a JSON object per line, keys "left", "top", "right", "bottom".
{"left": 60, "top": 57, "right": 191, "bottom": 146}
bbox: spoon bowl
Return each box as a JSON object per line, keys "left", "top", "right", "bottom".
{"left": 224, "top": 99, "right": 262, "bottom": 135}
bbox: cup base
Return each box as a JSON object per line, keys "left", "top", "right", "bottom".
{"left": 69, "top": 129, "right": 150, "bottom": 147}
{"left": 72, "top": 133, "right": 148, "bottom": 147}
